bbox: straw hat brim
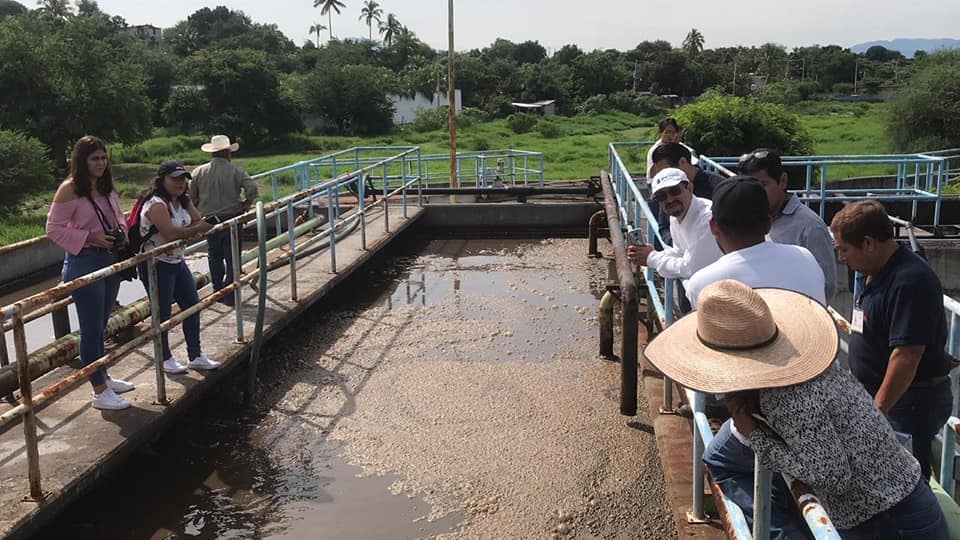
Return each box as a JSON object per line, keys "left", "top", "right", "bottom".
{"left": 201, "top": 142, "right": 240, "bottom": 153}
{"left": 644, "top": 288, "right": 838, "bottom": 394}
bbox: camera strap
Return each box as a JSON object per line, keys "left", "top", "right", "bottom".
{"left": 86, "top": 194, "right": 118, "bottom": 233}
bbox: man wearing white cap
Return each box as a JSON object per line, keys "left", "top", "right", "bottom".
{"left": 190, "top": 135, "right": 259, "bottom": 306}
{"left": 627, "top": 168, "right": 723, "bottom": 289}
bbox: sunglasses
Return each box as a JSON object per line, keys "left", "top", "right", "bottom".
{"left": 738, "top": 149, "right": 777, "bottom": 171}
{"left": 654, "top": 183, "right": 687, "bottom": 202}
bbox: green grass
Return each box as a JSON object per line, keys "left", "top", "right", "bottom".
{"left": 790, "top": 101, "right": 895, "bottom": 181}
{"left": 1, "top": 104, "right": 916, "bottom": 245}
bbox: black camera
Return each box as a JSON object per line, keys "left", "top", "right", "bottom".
{"left": 106, "top": 228, "right": 128, "bottom": 254}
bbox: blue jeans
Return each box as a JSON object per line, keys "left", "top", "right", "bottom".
{"left": 206, "top": 227, "right": 238, "bottom": 292}
{"left": 838, "top": 477, "right": 948, "bottom": 539}
{"left": 886, "top": 380, "right": 953, "bottom": 480}
{"left": 62, "top": 248, "right": 120, "bottom": 389}
{"left": 703, "top": 419, "right": 811, "bottom": 540}
{"left": 138, "top": 260, "right": 201, "bottom": 361}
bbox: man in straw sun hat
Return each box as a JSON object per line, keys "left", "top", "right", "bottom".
{"left": 189, "top": 135, "right": 259, "bottom": 306}
{"left": 645, "top": 279, "right": 947, "bottom": 538}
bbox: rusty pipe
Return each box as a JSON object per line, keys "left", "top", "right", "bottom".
{"left": 587, "top": 209, "right": 606, "bottom": 258}
{"left": 598, "top": 290, "right": 616, "bottom": 359}
{"left": 0, "top": 272, "right": 210, "bottom": 397}
{"left": 600, "top": 170, "right": 639, "bottom": 417}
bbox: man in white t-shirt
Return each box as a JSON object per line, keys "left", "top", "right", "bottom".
{"left": 627, "top": 168, "right": 723, "bottom": 288}
{"left": 686, "top": 176, "right": 826, "bottom": 308}
{"left": 691, "top": 176, "right": 825, "bottom": 539}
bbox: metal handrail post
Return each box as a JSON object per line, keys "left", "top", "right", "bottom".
{"left": 402, "top": 155, "right": 408, "bottom": 218}
{"left": 145, "top": 256, "right": 167, "bottom": 404}
{"left": 245, "top": 202, "right": 269, "bottom": 404}
{"left": 383, "top": 162, "right": 390, "bottom": 233}
{"left": 662, "top": 278, "right": 676, "bottom": 411}
{"left": 753, "top": 462, "right": 772, "bottom": 539}
{"left": 819, "top": 164, "right": 827, "bottom": 218}
{"left": 286, "top": 200, "right": 298, "bottom": 301}
{"left": 416, "top": 147, "right": 423, "bottom": 189}
{"left": 935, "top": 160, "right": 944, "bottom": 227}
{"left": 691, "top": 391, "right": 707, "bottom": 521}
{"left": 359, "top": 174, "right": 367, "bottom": 250}
{"left": 272, "top": 173, "right": 281, "bottom": 235}
{"left": 539, "top": 154, "right": 545, "bottom": 187}
{"left": 418, "top": 176, "right": 424, "bottom": 208}
{"left": 13, "top": 307, "right": 44, "bottom": 500}
{"left": 230, "top": 221, "right": 243, "bottom": 342}
{"left": 327, "top": 186, "right": 337, "bottom": 273}
{"left": 523, "top": 155, "right": 529, "bottom": 185}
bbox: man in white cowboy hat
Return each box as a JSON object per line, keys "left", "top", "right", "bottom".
{"left": 646, "top": 280, "right": 948, "bottom": 539}
{"left": 627, "top": 167, "right": 723, "bottom": 290}
{"left": 190, "top": 135, "right": 259, "bottom": 306}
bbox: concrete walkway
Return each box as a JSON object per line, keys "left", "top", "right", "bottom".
{"left": 0, "top": 205, "right": 423, "bottom": 540}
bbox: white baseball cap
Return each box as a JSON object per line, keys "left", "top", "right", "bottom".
{"left": 651, "top": 167, "right": 688, "bottom": 196}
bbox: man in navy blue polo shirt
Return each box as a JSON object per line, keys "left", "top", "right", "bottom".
{"left": 831, "top": 200, "right": 953, "bottom": 479}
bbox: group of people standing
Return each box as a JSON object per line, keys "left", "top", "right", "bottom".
{"left": 632, "top": 118, "right": 952, "bottom": 538}
{"left": 44, "top": 134, "right": 258, "bottom": 411}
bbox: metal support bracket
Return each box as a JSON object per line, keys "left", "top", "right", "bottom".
{"left": 686, "top": 511, "right": 711, "bottom": 524}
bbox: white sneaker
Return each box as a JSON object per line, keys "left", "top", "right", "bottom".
{"left": 92, "top": 388, "right": 131, "bottom": 411}
{"left": 106, "top": 377, "right": 135, "bottom": 394}
{"left": 163, "top": 357, "right": 188, "bottom": 374}
{"left": 187, "top": 354, "right": 220, "bottom": 371}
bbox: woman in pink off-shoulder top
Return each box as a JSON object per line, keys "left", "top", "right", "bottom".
{"left": 45, "top": 136, "right": 134, "bottom": 411}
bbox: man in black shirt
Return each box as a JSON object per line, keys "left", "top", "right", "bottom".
{"left": 831, "top": 200, "right": 953, "bottom": 479}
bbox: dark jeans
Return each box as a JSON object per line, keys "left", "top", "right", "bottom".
{"left": 838, "top": 477, "right": 948, "bottom": 539}
{"left": 62, "top": 248, "right": 120, "bottom": 389}
{"left": 703, "top": 419, "right": 812, "bottom": 540}
{"left": 139, "top": 260, "right": 202, "bottom": 361}
{"left": 206, "top": 227, "right": 239, "bottom": 292}
{"left": 886, "top": 380, "right": 953, "bottom": 480}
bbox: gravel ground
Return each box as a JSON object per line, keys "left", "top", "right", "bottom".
{"left": 255, "top": 238, "right": 676, "bottom": 540}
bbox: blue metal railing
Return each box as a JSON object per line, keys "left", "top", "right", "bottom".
{"left": 276, "top": 148, "right": 546, "bottom": 192}
{"left": 709, "top": 153, "right": 948, "bottom": 226}
{"left": 608, "top": 141, "right": 841, "bottom": 540}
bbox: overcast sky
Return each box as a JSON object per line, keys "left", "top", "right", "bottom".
{"left": 90, "top": 0, "right": 958, "bottom": 52}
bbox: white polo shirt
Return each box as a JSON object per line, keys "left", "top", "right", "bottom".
{"left": 646, "top": 196, "right": 724, "bottom": 282}
{"left": 685, "top": 241, "right": 827, "bottom": 309}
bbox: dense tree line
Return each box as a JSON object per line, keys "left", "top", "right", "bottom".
{"left": 0, "top": 0, "right": 932, "bottom": 169}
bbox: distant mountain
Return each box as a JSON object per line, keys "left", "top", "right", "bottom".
{"left": 851, "top": 38, "right": 960, "bottom": 57}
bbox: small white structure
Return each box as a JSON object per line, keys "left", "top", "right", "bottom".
{"left": 389, "top": 90, "right": 462, "bottom": 125}
{"left": 510, "top": 99, "right": 556, "bottom": 116}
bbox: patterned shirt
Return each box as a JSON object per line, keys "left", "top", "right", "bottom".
{"left": 749, "top": 361, "right": 921, "bottom": 529}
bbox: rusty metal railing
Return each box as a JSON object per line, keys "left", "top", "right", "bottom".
{"left": 0, "top": 147, "right": 424, "bottom": 502}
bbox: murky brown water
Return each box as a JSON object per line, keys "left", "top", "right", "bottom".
{"left": 32, "top": 237, "right": 673, "bottom": 540}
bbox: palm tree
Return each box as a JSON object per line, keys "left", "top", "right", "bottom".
{"left": 314, "top": 0, "right": 346, "bottom": 39}
{"left": 308, "top": 22, "right": 327, "bottom": 47}
{"left": 378, "top": 13, "right": 402, "bottom": 46}
{"left": 36, "top": 0, "right": 72, "bottom": 19}
{"left": 358, "top": 0, "right": 383, "bottom": 41}
{"left": 682, "top": 28, "right": 704, "bottom": 57}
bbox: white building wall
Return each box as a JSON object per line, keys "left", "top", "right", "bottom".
{"left": 389, "top": 90, "right": 462, "bottom": 125}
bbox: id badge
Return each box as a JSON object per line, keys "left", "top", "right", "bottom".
{"left": 851, "top": 308, "right": 864, "bottom": 334}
